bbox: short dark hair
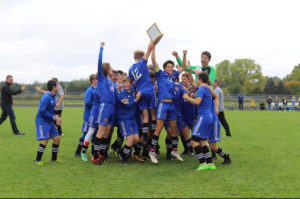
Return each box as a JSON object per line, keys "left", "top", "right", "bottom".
{"left": 214, "top": 79, "right": 220, "bottom": 86}
{"left": 117, "top": 70, "right": 123, "bottom": 75}
{"left": 51, "top": 77, "right": 58, "bottom": 83}
{"left": 198, "top": 72, "right": 209, "bottom": 83}
{"left": 89, "top": 74, "right": 97, "bottom": 84}
{"left": 47, "top": 80, "right": 57, "bottom": 91}
{"left": 6, "top": 75, "right": 13, "bottom": 80}
{"left": 113, "top": 70, "right": 118, "bottom": 75}
{"left": 149, "top": 70, "right": 156, "bottom": 79}
{"left": 201, "top": 51, "right": 211, "bottom": 60}
{"left": 163, "top": 60, "right": 175, "bottom": 69}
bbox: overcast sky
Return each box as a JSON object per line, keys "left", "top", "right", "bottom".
{"left": 1, "top": 0, "right": 300, "bottom": 83}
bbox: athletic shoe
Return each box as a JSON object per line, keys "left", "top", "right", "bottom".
{"left": 222, "top": 135, "right": 232, "bottom": 137}
{"left": 171, "top": 150, "right": 184, "bottom": 162}
{"left": 222, "top": 154, "right": 232, "bottom": 165}
{"left": 149, "top": 151, "right": 158, "bottom": 164}
{"left": 74, "top": 152, "right": 80, "bottom": 157}
{"left": 91, "top": 156, "right": 102, "bottom": 165}
{"left": 111, "top": 143, "right": 119, "bottom": 156}
{"left": 166, "top": 154, "right": 174, "bottom": 160}
{"left": 14, "top": 132, "right": 25, "bottom": 135}
{"left": 81, "top": 152, "right": 88, "bottom": 162}
{"left": 131, "top": 154, "right": 144, "bottom": 163}
{"left": 34, "top": 160, "right": 44, "bottom": 166}
{"left": 207, "top": 163, "right": 216, "bottom": 170}
{"left": 141, "top": 155, "right": 150, "bottom": 161}
{"left": 196, "top": 163, "right": 209, "bottom": 171}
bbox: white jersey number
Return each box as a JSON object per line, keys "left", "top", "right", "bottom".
{"left": 131, "top": 68, "right": 142, "bottom": 81}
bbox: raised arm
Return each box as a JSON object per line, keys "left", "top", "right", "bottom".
{"left": 178, "top": 50, "right": 187, "bottom": 75}
{"left": 97, "top": 42, "right": 105, "bottom": 81}
{"left": 187, "top": 61, "right": 197, "bottom": 89}
{"left": 172, "top": 51, "right": 199, "bottom": 74}
{"left": 36, "top": 86, "right": 47, "bottom": 94}
{"left": 151, "top": 47, "right": 160, "bottom": 71}
{"left": 143, "top": 40, "right": 154, "bottom": 61}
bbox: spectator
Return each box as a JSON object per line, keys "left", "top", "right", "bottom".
{"left": 291, "top": 96, "right": 296, "bottom": 111}
{"left": 275, "top": 96, "right": 279, "bottom": 111}
{"left": 266, "top": 96, "right": 272, "bottom": 111}
{"left": 282, "top": 96, "right": 288, "bottom": 111}
{"left": 0, "top": 75, "right": 27, "bottom": 135}
{"left": 250, "top": 99, "right": 256, "bottom": 110}
{"left": 238, "top": 92, "right": 244, "bottom": 110}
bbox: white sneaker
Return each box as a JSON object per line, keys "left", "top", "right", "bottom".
{"left": 149, "top": 151, "right": 158, "bottom": 164}
{"left": 171, "top": 150, "right": 184, "bottom": 162}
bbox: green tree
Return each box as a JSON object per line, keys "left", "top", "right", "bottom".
{"left": 285, "top": 80, "right": 300, "bottom": 95}
{"left": 264, "top": 77, "right": 276, "bottom": 94}
{"left": 286, "top": 64, "right": 300, "bottom": 82}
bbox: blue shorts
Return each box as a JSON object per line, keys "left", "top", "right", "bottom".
{"left": 182, "top": 120, "right": 194, "bottom": 129}
{"left": 119, "top": 119, "right": 139, "bottom": 137}
{"left": 136, "top": 110, "right": 143, "bottom": 129}
{"left": 156, "top": 101, "right": 177, "bottom": 121}
{"left": 164, "top": 116, "right": 182, "bottom": 131}
{"left": 88, "top": 104, "right": 100, "bottom": 128}
{"left": 81, "top": 120, "right": 89, "bottom": 133}
{"left": 208, "top": 119, "right": 221, "bottom": 143}
{"left": 36, "top": 123, "right": 59, "bottom": 141}
{"left": 96, "top": 103, "right": 116, "bottom": 126}
{"left": 192, "top": 114, "right": 213, "bottom": 140}
{"left": 138, "top": 90, "right": 156, "bottom": 111}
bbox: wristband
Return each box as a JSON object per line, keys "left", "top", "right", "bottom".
{"left": 152, "top": 46, "right": 155, "bottom": 49}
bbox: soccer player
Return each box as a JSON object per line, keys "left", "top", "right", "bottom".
{"left": 0, "top": 75, "right": 27, "bottom": 135}
{"left": 128, "top": 40, "right": 156, "bottom": 151}
{"left": 92, "top": 42, "right": 117, "bottom": 165}
{"left": 179, "top": 73, "right": 196, "bottom": 156}
{"left": 172, "top": 51, "right": 216, "bottom": 86}
{"left": 182, "top": 72, "right": 216, "bottom": 171}
{"left": 148, "top": 47, "right": 186, "bottom": 164}
{"left": 117, "top": 77, "right": 142, "bottom": 164}
{"left": 34, "top": 80, "right": 62, "bottom": 166}
{"left": 74, "top": 74, "right": 97, "bottom": 158}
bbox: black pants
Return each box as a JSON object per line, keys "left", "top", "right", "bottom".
{"left": 239, "top": 102, "right": 244, "bottom": 110}
{"left": 218, "top": 111, "right": 231, "bottom": 136}
{"left": 0, "top": 106, "right": 19, "bottom": 134}
{"left": 54, "top": 110, "right": 63, "bottom": 135}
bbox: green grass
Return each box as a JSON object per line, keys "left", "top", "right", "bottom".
{"left": 0, "top": 108, "right": 299, "bottom": 198}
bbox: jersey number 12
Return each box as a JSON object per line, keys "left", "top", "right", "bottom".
{"left": 131, "top": 68, "right": 142, "bottom": 81}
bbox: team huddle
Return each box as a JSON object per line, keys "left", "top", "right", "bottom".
{"left": 34, "top": 39, "right": 231, "bottom": 171}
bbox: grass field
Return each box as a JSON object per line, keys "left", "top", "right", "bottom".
{"left": 0, "top": 108, "right": 299, "bottom": 198}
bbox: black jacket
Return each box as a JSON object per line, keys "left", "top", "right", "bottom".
{"left": 1, "top": 82, "right": 22, "bottom": 108}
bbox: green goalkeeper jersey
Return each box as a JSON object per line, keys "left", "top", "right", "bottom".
{"left": 176, "top": 57, "right": 216, "bottom": 86}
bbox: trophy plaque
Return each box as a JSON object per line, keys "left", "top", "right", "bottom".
{"left": 147, "top": 23, "right": 164, "bottom": 45}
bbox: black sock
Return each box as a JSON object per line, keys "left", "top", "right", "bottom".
{"left": 202, "top": 145, "right": 212, "bottom": 164}
{"left": 36, "top": 143, "right": 46, "bottom": 161}
{"left": 121, "top": 145, "right": 132, "bottom": 159}
{"left": 142, "top": 123, "right": 149, "bottom": 135}
{"left": 216, "top": 147, "right": 226, "bottom": 158}
{"left": 194, "top": 145, "right": 205, "bottom": 164}
{"left": 171, "top": 136, "right": 178, "bottom": 151}
{"left": 150, "top": 135, "right": 159, "bottom": 152}
{"left": 165, "top": 138, "right": 172, "bottom": 156}
{"left": 82, "top": 145, "right": 88, "bottom": 153}
{"left": 151, "top": 121, "right": 156, "bottom": 133}
{"left": 91, "top": 142, "right": 95, "bottom": 155}
{"left": 211, "top": 150, "right": 216, "bottom": 157}
{"left": 134, "top": 142, "right": 143, "bottom": 156}
{"left": 57, "top": 125, "right": 62, "bottom": 135}
{"left": 75, "top": 138, "right": 84, "bottom": 154}
{"left": 51, "top": 144, "right": 59, "bottom": 161}
{"left": 186, "top": 139, "right": 194, "bottom": 154}
{"left": 100, "top": 138, "right": 109, "bottom": 157}
{"left": 180, "top": 135, "right": 188, "bottom": 151}
{"left": 93, "top": 137, "right": 101, "bottom": 159}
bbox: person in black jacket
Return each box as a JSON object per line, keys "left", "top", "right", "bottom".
{"left": 0, "top": 75, "right": 26, "bottom": 135}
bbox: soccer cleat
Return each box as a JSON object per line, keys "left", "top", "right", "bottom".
{"left": 171, "top": 150, "right": 184, "bottom": 162}
{"left": 91, "top": 156, "right": 102, "bottom": 165}
{"left": 222, "top": 154, "right": 232, "bottom": 165}
{"left": 149, "top": 151, "right": 158, "bottom": 164}
{"left": 81, "top": 152, "right": 88, "bottom": 162}
{"left": 212, "top": 154, "right": 218, "bottom": 161}
{"left": 182, "top": 150, "right": 189, "bottom": 155}
{"left": 207, "top": 163, "right": 216, "bottom": 170}
{"left": 131, "top": 154, "right": 145, "bottom": 163}
{"left": 34, "top": 160, "right": 44, "bottom": 166}
{"left": 111, "top": 143, "right": 120, "bottom": 156}
{"left": 222, "top": 135, "right": 232, "bottom": 137}
{"left": 74, "top": 152, "right": 81, "bottom": 157}
{"left": 141, "top": 155, "right": 150, "bottom": 161}
{"left": 196, "top": 163, "right": 209, "bottom": 171}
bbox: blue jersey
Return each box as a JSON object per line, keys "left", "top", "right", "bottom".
{"left": 129, "top": 58, "right": 154, "bottom": 94}
{"left": 173, "top": 83, "right": 185, "bottom": 117}
{"left": 117, "top": 89, "right": 137, "bottom": 120}
{"left": 35, "top": 92, "right": 56, "bottom": 124}
{"left": 155, "top": 69, "right": 179, "bottom": 100}
{"left": 196, "top": 86, "right": 213, "bottom": 115}
{"left": 211, "top": 98, "right": 219, "bottom": 121}
{"left": 180, "top": 88, "right": 196, "bottom": 121}
{"left": 96, "top": 47, "right": 116, "bottom": 104}
{"left": 83, "top": 86, "right": 95, "bottom": 121}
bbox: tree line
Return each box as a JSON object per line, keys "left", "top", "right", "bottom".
{"left": 1, "top": 61, "right": 300, "bottom": 95}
